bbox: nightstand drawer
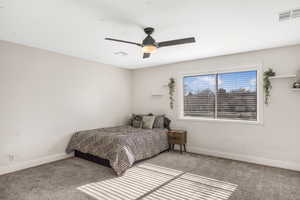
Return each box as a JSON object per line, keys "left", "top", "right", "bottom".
{"left": 169, "top": 138, "right": 185, "bottom": 144}
{"left": 168, "top": 130, "right": 187, "bottom": 144}
{"left": 168, "top": 132, "right": 184, "bottom": 139}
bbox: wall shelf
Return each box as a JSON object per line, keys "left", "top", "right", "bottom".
{"left": 269, "top": 75, "right": 296, "bottom": 79}
{"left": 151, "top": 84, "right": 168, "bottom": 96}
{"left": 151, "top": 94, "right": 164, "bottom": 96}
{"left": 151, "top": 89, "right": 164, "bottom": 96}
{"left": 290, "top": 88, "right": 300, "bottom": 91}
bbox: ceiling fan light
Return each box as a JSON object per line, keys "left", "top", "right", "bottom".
{"left": 142, "top": 45, "right": 157, "bottom": 53}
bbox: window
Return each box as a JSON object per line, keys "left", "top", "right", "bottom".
{"left": 183, "top": 70, "right": 258, "bottom": 122}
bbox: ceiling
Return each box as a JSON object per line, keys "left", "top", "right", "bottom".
{"left": 0, "top": 0, "right": 300, "bottom": 69}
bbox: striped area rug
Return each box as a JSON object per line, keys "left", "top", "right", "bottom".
{"left": 78, "top": 163, "right": 237, "bottom": 200}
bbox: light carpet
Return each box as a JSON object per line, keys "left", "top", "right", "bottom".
{"left": 78, "top": 163, "right": 238, "bottom": 200}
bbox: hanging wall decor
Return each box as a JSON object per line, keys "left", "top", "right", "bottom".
{"left": 263, "top": 68, "right": 276, "bottom": 105}
{"left": 168, "top": 78, "right": 175, "bottom": 109}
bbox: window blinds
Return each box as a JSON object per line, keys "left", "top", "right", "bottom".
{"left": 183, "top": 70, "right": 257, "bottom": 121}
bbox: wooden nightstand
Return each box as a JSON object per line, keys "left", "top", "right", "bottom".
{"left": 167, "top": 130, "right": 187, "bottom": 153}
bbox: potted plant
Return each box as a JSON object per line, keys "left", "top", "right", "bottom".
{"left": 263, "top": 68, "right": 276, "bottom": 105}
{"left": 168, "top": 78, "right": 175, "bottom": 109}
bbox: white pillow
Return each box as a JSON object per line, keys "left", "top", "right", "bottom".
{"left": 142, "top": 116, "right": 155, "bottom": 129}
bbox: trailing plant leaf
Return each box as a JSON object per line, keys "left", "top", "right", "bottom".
{"left": 263, "top": 68, "right": 276, "bottom": 105}
{"left": 168, "top": 78, "right": 175, "bottom": 109}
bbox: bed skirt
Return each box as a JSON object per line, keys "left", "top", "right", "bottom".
{"left": 74, "top": 149, "right": 170, "bottom": 169}
{"left": 74, "top": 150, "right": 111, "bottom": 168}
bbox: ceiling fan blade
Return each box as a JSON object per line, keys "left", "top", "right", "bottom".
{"left": 143, "top": 53, "right": 151, "bottom": 59}
{"left": 105, "top": 38, "right": 142, "bottom": 47}
{"left": 158, "top": 37, "right": 195, "bottom": 47}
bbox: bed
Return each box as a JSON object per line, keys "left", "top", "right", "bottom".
{"left": 66, "top": 125, "right": 169, "bottom": 175}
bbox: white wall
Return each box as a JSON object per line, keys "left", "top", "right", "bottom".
{"left": 132, "top": 45, "right": 300, "bottom": 170}
{"left": 1, "top": 41, "right": 300, "bottom": 174}
{"left": 0, "top": 41, "right": 132, "bottom": 173}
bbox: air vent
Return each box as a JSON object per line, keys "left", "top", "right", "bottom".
{"left": 292, "top": 8, "right": 300, "bottom": 18}
{"left": 279, "top": 8, "right": 300, "bottom": 21}
{"left": 279, "top": 11, "right": 291, "bottom": 21}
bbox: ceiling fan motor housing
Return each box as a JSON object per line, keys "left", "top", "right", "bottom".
{"left": 143, "top": 35, "right": 156, "bottom": 46}
{"left": 143, "top": 27, "right": 157, "bottom": 47}
{"left": 144, "top": 27, "right": 154, "bottom": 35}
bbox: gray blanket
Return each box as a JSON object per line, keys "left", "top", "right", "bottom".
{"left": 66, "top": 125, "right": 168, "bottom": 175}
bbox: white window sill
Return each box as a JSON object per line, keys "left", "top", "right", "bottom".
{"left": 178, "top": 116, "right": 262, "bottom": 125}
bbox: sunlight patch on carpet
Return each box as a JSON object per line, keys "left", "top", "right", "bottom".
{"left": 78, "top": 163, "right": 237, "bottom": 200}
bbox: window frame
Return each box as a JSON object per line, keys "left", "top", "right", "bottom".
{"left": 177, "top": 65, "right": 263, "bottom": 125}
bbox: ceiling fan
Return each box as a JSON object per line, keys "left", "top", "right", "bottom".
{"left": 105, "top": 27, "right": 196, "bottom": 59}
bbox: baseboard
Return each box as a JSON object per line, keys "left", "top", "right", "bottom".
{"left": 0, "top": 153, "right": 74, "bottom": 176}
{"left": 188, "top": 146, "right": 300, "bottom": 172}
{"left": 2, "top": 148, "right": 299, "bottom": 176}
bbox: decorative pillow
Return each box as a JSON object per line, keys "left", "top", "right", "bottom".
{"left": 130, "top": 114, "right": 143, "bottom": 128}
{"left": 129, "top": 113, "right": 171, "bottom": 129}
{"left": 153, "top": 115, "right": 165, "bottom": 129}
{"left": 164, "top": 116, "right": 171, "bottom": 130}
{"left": 129, "top": 113, "right": 153, "bottom": 125}
{"left": 142, "top": 116, "right": 155, "bottom": 129}
{"left": 132, "top": 119, "right": 142, "bottom": 128}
